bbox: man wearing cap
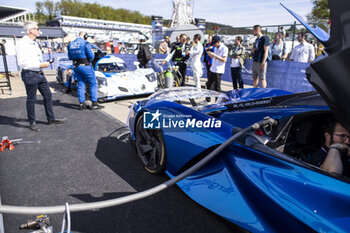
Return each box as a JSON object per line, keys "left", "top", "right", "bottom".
{"left": 16, "top": 21, "right": 64, "bottom": 132}
{"left": 68, "top": 31, "right": 104, "bottom": 110}
{"left": 206, "top": 35, "right": 228, "bottom": 95}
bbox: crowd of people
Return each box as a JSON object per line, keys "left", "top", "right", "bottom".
{"left": 12, "top": 21, "right": 350, "bottom": 178}
{"left": 144, "top": 24, "right": 318, "bottom": 91}
{"left": 13, "top": 21, "right": 321, "bottom": 132}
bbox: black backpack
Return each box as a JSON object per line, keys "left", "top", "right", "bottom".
{"left": 144, "top": 45, "right": 152, "bottom": 62}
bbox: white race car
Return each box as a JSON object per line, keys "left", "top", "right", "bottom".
{"left": 57, "top": 55, "right": 158, "bottom": 101}
{"left": 95, "top": 55, "right": 158, "bottom": 101}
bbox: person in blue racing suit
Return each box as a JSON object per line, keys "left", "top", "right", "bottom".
{"left": 67, "top": 31, "right": 104, "bottom": 110}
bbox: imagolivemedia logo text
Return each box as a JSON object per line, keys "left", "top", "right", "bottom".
{"left": 143, "top": 110, "right": 222, "bottom": 130}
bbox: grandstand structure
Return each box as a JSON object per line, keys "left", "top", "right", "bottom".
{"left": 55, "top": 15, "right": 153, "bottom": 43}
{"left": 0, "top": 5, "right": 34, "bottom": 25}
{"left": 0, "top": 5, "right": 65, "bottom": 39}
{"left": 0, "top": 5, "right": 65, "bottom": 55}
{"left": 0, "top": 5, "right": 155, "bottom": 45}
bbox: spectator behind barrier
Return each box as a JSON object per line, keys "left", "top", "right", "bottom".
{"left": 206, "top": 35, "right": 228, "bottom": 100}
{"left": 289, "top": 32, "right": 315, "bottom": 63}
{"left": 203, "top": 34, "right": 214, "bottom": 80}
{"left": 229, "top": 36, "right": 246, "bottom": 89}
{"left": 251, "top": 24, "right": 269, "bottom": 88}
{"left": 270, "top": 32, "right": 288, "bottom": 61}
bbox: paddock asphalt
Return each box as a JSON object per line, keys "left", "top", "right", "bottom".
{"left": 0, "top": 73, "right": 238, "bottom": 233}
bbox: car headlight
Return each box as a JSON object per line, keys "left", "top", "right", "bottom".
{"left": 97, "top": 77, "right": 107, "bottom": 86}
{"left": 146, "top": 73, "right": 157, "bottom": 82}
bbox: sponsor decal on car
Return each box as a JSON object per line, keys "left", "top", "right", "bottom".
{"left": 143, "top": 110, "right": 222, "bottom": 129}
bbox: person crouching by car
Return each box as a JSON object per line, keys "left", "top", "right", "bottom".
{"left": 137, "top": 36, "right": 152, "bottom": 68}
{"left": 67, "top": 31, "right": 104, "bottom": 110}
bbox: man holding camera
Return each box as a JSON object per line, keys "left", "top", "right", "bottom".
{"left": 206, "top": 35, "right": 228, "bottom": 93}
{"left": 16, "top": 21, "right": 64, "bottom": 132}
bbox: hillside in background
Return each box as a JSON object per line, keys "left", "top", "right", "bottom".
{"left": 36, "top": 0, "right": 251, "bottom": 35}
{"left": 36, "top": 0, "right": 152, "bottom": 25}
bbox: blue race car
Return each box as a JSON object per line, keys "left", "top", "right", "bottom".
{"left": 127, "top": 2, "right": 350, "bottom": 232}
{"left": 57, "top": 53, "right": 158, "bottom": 101}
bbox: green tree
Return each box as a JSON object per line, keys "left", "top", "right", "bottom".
{"left": 42, "top": 0, "right": 56, "bottom": 20}
{"left": 307, "top": 0, "right": 330, "bottom": 22}
{"left": 36, "top": 0, "right": 152, "bottom": 25}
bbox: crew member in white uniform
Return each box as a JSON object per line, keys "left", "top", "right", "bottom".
{"left": 189, "top": 34, "right": 203, "bottom": 88}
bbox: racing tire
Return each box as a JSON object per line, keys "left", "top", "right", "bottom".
{"left": 135, "top": 115, "right": 166, "bottom": 174}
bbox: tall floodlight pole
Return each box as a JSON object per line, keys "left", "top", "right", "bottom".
{"left": 170, "top": 0, "right": 195, "bottom": 27}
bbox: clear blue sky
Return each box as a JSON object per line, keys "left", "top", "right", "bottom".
{"left": 4, "top": 0, "right": 313, "bottom": 27}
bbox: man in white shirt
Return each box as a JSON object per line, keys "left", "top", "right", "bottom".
{"left": 206, "top": 35, "right": 228, "bottom": 94}
{"left": 189, "top": 34, "right": 203, "bottom": 88}
{"left": 16, "top": 21, "right": 64, "bottom": 132}
{"left": 290, "top": 32, "right": 315, "bottom": 63}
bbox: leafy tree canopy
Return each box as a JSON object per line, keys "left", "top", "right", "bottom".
{"left": 307, "top": 0, "right": 330, "bottom": 22}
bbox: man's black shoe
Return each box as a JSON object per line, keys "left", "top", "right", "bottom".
{"left": 64, "top": 88, "right": 72, "bottom": 94}
{"left": 80, "top": 103, "right": 88, "bottom": 110}
{"left": 91, "top": 102, "right": 105, "bottom": 110}
{"left": 48, "top": 119, "right": 64, "bottom": 125}
{"left": 29, "top": 122, "right": 40, "bottom": 132}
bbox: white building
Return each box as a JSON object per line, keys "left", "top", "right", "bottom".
{"left": 56, "top": 15, "right": 153, "bottom": 43}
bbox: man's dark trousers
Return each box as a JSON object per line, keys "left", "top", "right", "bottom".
{"left": 206, "top": 71, "right": 222, "bottom": 92}
{"left": 176, "top": 62, "right": 187, "bottom": 86}
{"left": 231, "top": 67, "right": 243, "bottom": 89}
{"left": 205, "top": 63, "right": 211, "bottom": 80}
{"left": 139, "top": 60, "right": 149, "bottom": 68}
{"left": 21, "top": 70, "right": 55, "bottom": 123}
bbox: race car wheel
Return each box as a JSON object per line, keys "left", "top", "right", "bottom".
{"left": 135, "top": 115, "right": 166, "bottom": 174}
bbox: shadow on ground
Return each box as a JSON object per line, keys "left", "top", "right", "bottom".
{"left": 69, "top": 136, "right": 234, "bottom": 233}
{"left": 0, "top": 93, "right": 235, "bottom": 233}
